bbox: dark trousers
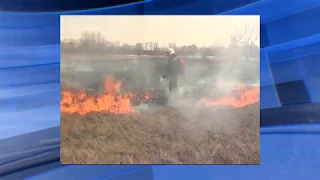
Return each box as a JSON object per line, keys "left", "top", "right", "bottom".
{"left": 169, "top": 76, "right": 181, "bottom": 96}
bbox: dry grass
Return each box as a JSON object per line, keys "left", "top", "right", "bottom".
{"left": 61, "top": 103, "right": 260, "bottom": 164}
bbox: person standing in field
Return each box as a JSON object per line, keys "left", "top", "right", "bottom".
{"left": 162, "top": 48, "right": 185, "bottom": 98}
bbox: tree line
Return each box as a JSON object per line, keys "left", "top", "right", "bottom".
{"left": 62, "top": 24, "right": 259, "bottom": 60}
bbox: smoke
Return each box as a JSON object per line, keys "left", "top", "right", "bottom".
{"left": 61, "top": 49, "right": 259, "bottom": 135}
{"left": 61, "top": 54, "right": 164, "bottom": 92}
{"left": 166, "top": 95, "right": 242, "bottom": 136}
{"left": 163, "top": 47, "right": 259, "bottom": 135}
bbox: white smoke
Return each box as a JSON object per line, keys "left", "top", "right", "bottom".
{"left": 162, "top": 47, "right": 259, "bottom": 135}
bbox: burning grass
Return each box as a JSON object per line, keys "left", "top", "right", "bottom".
{"left": 61, "top": 104, "right": 260, "bottom": 164}
{"left": 61, "top": 79, "right": 154, "bottom": 115}
{"left": 60, "top": 78, "right": 260, "bottom": 164}
{"left": 61, "top": 79, "right": 260, "bottom": 115}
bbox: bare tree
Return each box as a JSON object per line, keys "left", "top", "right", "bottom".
{"left": 168, "top": 42, "right": 177, "bottom": 49}
{"left": 61, "top": 39, "right": 78, "bottom": 53}
{"left": 78, "top": 31, "right": 106, "bottom": 54}
{"left": 144, "top": 42, "right": 149, "bottom": 50}
{"left": 153, "top": 42, "right": 159, "bottom": 54}
{"left": 148, "top": 42, "right": 153, "bottom": 51}
{"left": 153, "top": 42, "right": 159, "bottom": 50}
{"left": 135, "top": 43, "right": 143, "bottom": 56}
{"left": 231, "top": 23, "right": 259, "bottom": 60}
{"left": 231, "top": 23, "right": 258, "bottom": 46}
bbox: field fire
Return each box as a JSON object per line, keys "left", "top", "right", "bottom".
{"left": 61, "top": 79, "right": 260, "bottom": 164}
{"left": 60, "top": 15, "right": 260, "bottom": 164}
{"left": 202, "top": 86, "right": 260, "bottom": 108}
{"left": 61, "top": 79, "right": 260, "bottom": 115}
{"left": 61, "top": 79, "right": 155, "bottom": 115}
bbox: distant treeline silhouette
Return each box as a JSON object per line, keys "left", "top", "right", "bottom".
{"left": 62, "top": 30, "right": 259, "bottom": 60}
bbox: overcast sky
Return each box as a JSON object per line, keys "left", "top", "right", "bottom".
{"left": 61, "top": 15, "right": 259, "bottom": 47}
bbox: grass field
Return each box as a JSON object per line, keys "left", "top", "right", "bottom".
{"left": 60, "top": 55, "right": 260, "bottom": 164}
{"left": 61, "top": 103, "right": 259, "bottom": 164}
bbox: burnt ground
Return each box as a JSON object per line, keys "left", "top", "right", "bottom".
{"left": 61, "top": 103, "right": 260, "bottom": 164}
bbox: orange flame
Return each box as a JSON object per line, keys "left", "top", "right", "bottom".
{"left": 61, "top": 80, "right": 259, "bottom": 116}
{"left": 202, "top": 86, "right": 259, "bottom": 108}
{"left": 61, "top": 79, "right": 135, "bottom": 115}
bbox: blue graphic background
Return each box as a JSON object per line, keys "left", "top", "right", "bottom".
{"left": 1, "top": 0, "right": 320, "bottom": 179}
